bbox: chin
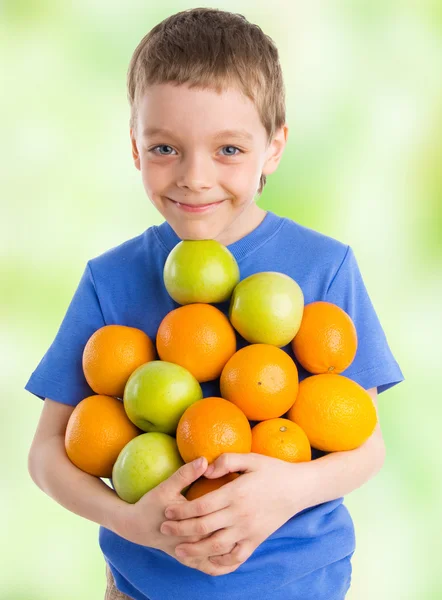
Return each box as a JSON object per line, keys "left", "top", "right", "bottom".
{"left": 168, "top": 216, "right": 222, "bottom": 241}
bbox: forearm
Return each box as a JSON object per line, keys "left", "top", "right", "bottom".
{"left": 28, "top": 434, "right": 127, "bottom": 535}
{"left": 295, "top": 425, "right": 386, "bottom": 511}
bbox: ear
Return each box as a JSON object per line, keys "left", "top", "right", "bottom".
{"left": 130, "top": 128, "right": 141, "bottom": 171}
{"left": 262, "top": 124, "right": 289, "bottom": 176}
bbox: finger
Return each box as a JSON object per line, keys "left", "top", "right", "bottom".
{"left": 164, "top": 485, "right": 231, "bottom": 520}
{"left": 209, "top": 539, "right": 254, "bottom": 566}
{"left": 184, "top": 556, "right": 241, "bottom": 577}
{"left": 209, "top": 562, "right": 242, "bottom": 576}
{"left": 161, "top": 507, "right": 232, "bottom": 538}
{"left": 204, "top": 452, "right": 260, "bottom": 479}
{"left": 175, "top": 528, "right": 238, "bottom": 559}
{"left": 158, "top": 457, "right": 208, "bottom": 497}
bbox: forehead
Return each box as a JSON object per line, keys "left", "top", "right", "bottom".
{"left": 137, "top": 82, "right": 266, "bottom": 143}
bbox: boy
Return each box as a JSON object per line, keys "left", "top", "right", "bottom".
{"left": 25, "top": 8, "right": 404, "bottom": 600}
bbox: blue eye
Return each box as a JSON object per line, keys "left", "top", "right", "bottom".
{"left": 148, "top": 145, "right": 243, "bottom": 156}
{"left": 149, "top": 145, "right": 176, "bottom": 156}
{"left": 220, "top": 146, "right": 242, "bottom": 156}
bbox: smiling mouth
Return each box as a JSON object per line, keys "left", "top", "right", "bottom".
{"left": 166, "top": 198, "right": 226, "bottom": 212}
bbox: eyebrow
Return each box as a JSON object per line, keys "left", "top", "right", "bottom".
{"left": 142, "top": 127, "right": 254, "bottom": 142}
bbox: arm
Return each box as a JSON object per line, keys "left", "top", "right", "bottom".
{"left": 160, "top": 387, "right": 385, "bottom": 575}
{"left": 28, "top": 398, "right": 212, "bottom": 569}
{"left": 27, "top": 398, "right": 128, "bottom": 535}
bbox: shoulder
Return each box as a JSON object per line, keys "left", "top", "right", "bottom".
{"left": 86, "top": 226, "right": 158, "bottom": 273}
{"left": 277, "top": 214, "right": 350, "bottom": 268}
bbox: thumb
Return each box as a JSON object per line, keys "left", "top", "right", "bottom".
{"left": 204, "top": 452, "right": 259, "bottom": 479}
{"left": 160, "top": 456, "right": 208, "bottom": 497}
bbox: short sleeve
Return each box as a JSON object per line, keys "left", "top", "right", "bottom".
{"left": 325, "top": 246, "right": 405, "bottom": 394}
{"left": 24, "top": 261, "right": 106, "bottom": 406}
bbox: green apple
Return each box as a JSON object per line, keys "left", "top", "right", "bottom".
{"left": 163, "top": 239, "right": 240, "bottom": 304}
{"left": 123, "top": 360, "right": 203, "bottom": 435}
{"left": 112, "top": 432, "right": 184, "bottom": 503}
{"left": 229, "top": 272, "right": 304, "bottom": 347}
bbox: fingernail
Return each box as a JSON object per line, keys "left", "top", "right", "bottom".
{"left": 165, "top": 509, "right": 174, "bottom": 519}
{"left": 195, "top": 457, "right": 204, "bottom": 468}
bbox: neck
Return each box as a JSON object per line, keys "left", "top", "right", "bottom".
{"left": 214, "top": 203, "right": 268, "bottom": 246}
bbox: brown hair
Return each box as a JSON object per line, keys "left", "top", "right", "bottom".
{"left": 127, "top": 7, "right": 286, "bottom": 196}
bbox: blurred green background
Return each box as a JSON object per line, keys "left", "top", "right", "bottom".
{"left": 2, "top": 0, "right": 441, "bottom": 598}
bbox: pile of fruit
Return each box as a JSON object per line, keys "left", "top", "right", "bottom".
{"left": 64, "top": 240, "right": 377, "bottom": 503}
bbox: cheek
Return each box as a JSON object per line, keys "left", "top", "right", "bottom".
{"left": 225, "top": 160, "right": 261, "bottom": 191}
{"left": 140, "top": 161, "right": 168, "bottom": 194}
{"left": 230, "top": 169, "right": 262, "bottom": 201}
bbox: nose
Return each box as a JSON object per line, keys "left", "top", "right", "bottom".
{"left": 176, "top": 151, "right": 214, "bottom": 193}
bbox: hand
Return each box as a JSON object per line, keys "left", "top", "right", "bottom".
{"left": 115, "top": 457, "right": 212, "bottom": 561}
{"left": 161, "top": 453, "right": 310, "bottom": 574}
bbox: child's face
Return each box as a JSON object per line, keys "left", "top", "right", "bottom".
{"left": 130, "top": 82, "right": 287, "bottom": 244}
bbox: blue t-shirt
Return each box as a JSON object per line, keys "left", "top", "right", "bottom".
{"left": 24, "top": 211, "right": 404, "bottom": 600}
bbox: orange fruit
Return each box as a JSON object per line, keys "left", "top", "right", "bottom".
{"left": 287, "top": 374, "right": 377, "bottom": 452}
{"left": 156, "top": 304, "right": 237, "bottom": 382}
{"left": 251, "top": 418, "right": 311, "bottom": 462}
{"left": 65, "top": 394, "right": 141, "bottom": 478}
{"left": 220, "top": 344, "right": 299, "bottom": 420}
{"left": 291, "top": 301, "right": 357, "bottom": 374}
{"left": 82, "top": 325, "right": 156, "bottom": 397}
{"left": 176, "top": 397, "right": 252, "bottom": 464}
{"left": 186, "top": 473, "right": 240, "bottom": 500}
